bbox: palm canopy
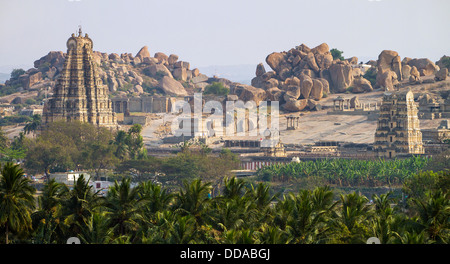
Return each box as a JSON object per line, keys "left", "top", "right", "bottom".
{"left": 0, "top": 162, "right": 36, "bottom": 244}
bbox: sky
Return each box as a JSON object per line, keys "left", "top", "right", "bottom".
{"left": 0, "top": 0, "right": 449, "bottom": 75}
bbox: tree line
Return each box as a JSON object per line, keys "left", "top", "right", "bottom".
{"left": 0, "top": 120, "right": 240, "bottom": 188}
{"left": 0, "top": 162, "right": 448, "bottom": 244}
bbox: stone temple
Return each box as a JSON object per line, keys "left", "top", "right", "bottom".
{"left": 43, "top": 28, "right": 117, "bottom": 127}
{"left": 374, "top": 89, "right": 424, "bottom": 158}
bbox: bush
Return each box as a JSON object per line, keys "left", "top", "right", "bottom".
{"left": 204, "top": 82, "right": 229, "bottom": 96}
{"left": 11, "top": 68, "right": 25, "bottom": 79}
{"left": 363, "top": 67, "right": 377, "bottom": 86}
{"left": 0, "top": 115, "right": 32, "bottom": 126}
{"left": 439, "top": 56, "right": 450, "bottom": 70}
{"left": 330, "top": 48, "right": 344, "bottom": 61}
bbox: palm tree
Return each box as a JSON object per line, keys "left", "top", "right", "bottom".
{"left": 412, "top": 190, "right": 450, "bottom": 243}
{"left": 222, "top": 176, "right": 246, "bottom": 199}
{"left": 60, "top": 174, "right": 103, "bottom": 239}
{"left": 370, "top": 192, "right": 397, "bottom": 244}
{"left": 332, "top": 192, "right": 372, "bottom": 243}
{"left": 31, "top": 179, "right": 64, "bottom": 244}
{"left": 23, "top": 114, "right": 41, "bottom": 136}
{"left": 139, "top": 181, "right": 173, "bottom": 216}
{"left": 78, "top": 211, "right": 114, "bottom": 244}
{"left": 275, "top": 189, "right": 333, "bottom": 244}
{"left": 111, "top": 130, "right": 129, "bottom": 161}
{"left": 174, "top": 179, "right": 212, "bottom": 225}
{"left": 0, "top": 162, "right": 36, "bottom": 244}
{"left": 105, "top": 177, "right": 144, "bottom": 237}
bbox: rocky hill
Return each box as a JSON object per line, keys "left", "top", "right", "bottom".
{"left": 243, "top": 43, "right": 449, "bottom": 112}
{"left": 0, "top": 42, "right": 448, "bottom": 114}
{"left": 0, "top": 46, "right": 225, "bottom": 104}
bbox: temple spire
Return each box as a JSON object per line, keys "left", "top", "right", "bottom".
{"left": 78, "top": 25, "right": 82, "bottom": 37}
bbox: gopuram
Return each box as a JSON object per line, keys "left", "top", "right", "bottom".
{"left": 374, "top": 89, "right": 424, "bottom": 158}
{"left": 43, "top": 28, "right": 117, "bottom": 127}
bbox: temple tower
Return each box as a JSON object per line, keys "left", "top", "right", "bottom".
{"left": 374, "top": 89, "right": 424, "bottom": 158}
{"left": 43, "top": 29, "right": 117, "bottom": 127}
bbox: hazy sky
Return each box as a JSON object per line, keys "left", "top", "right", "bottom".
{"left": 0, "top": 0, "right": 449, "bottom": 72}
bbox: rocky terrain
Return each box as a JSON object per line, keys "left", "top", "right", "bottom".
{"left": 0, "top": 45, "right": 219, "bottom": 104}
{"left": 0, "top": 42, "right": 448, "bottom": 116}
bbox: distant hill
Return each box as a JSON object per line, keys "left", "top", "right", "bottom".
{"left": 0, "top": 73, "right": 10, "bottom": 84}
{"left": 197, "top": 64, "right": 257, "bottom": 85}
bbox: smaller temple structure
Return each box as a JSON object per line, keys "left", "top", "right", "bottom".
{"left": 286, "top": 115, "right": 300, "bottom": 130}
{"left": 374, "top": 89, "right": 424, "bottom": 158}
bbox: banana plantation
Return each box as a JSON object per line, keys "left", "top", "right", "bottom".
{"left": 256, "top": 156, "right": 430, "bottom": 187}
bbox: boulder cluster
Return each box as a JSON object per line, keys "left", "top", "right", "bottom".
{"left": 5, "top": 46, "right": 211, "bottom": 99}
{"left": 376, "top": 50, "right": 447, "bottom": 90}
{"left": 247, "top": 43, "right": 370, "bottom": 112}
{"left": 93, "top": 46, "right": 207, "bottom": 97}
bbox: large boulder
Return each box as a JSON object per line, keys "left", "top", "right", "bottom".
{"left": 377, "top": 50, "right": 402, "bottom": 84}
{"left": 173, "top": 67, "right": 187, "bottom": 81}
{"left": 379, "top": 70, "right": 398, "bottom": 91}
{"left": 282, "top": 98, "right": 308, "bottom": 112}
{"left": 311, "top": 43, "right": 329, "bottom": 55}
{"left": 154, "top": 52, "right": 169, "bottom": 65}
{"left": 265, "top": 87, "right": 284, "bottom": 101}
{"left": 158, "top": 76, "right": 188, "bottom": 96}
{"left": 317, "top": 78, "right": 330, "bottom": 95}
{"left": 256, "top": 63, "right": 266, "bottom": 77}
{"left": 23, "top": 71, "right": 42, "bottom": 89}
{"left": 298, "top": 74, "right": 313, "bottom": 99}
{"left": 314, "top": 53, "right": 333, "bottom": 69}
{"left": 435, "top": 68, "right": 448, "bottom": 81}
{"left": 135, "top": 46, "right": 151, "bottom": 61}
{"left": 145, "top": 64, "right": 173, "bottom": 78}
{"left": 307, "top": 99, "right": 322, "bottom": 111}
{"left": 409, "top": 66, "right": 421, "bottom": 83}
{"left": 329, "top": 62, "right": 353, "bottom": 93}
{"left": 168, "top": 54, "right": 179, "bottom": 65}
{"left": 251, "top": 75, "right": 265, "bottom": 88}
{"left": 284, "top": 85, "right": 301, "bottom": 100}
{"left": 350, "top": 96, "right": 360, "bottom": 109}
{"left": 233, "top": 84, "right": 267, "bottom": 105}
{"left": 310, "top": 79, "right": 324, "bottom": 100}
{"left": 305, "top": 52, "right": 320, "bottom": 72}
{"left": 408, "top": 58, "right": 438, "bottom": 76}
{"left": 266, "top": 52, "right": 285, "bottom": 72}
{"left": 402, "top": 64, "right": 412, "bottom": 80}
{"left": 352, "top": 76, "right": 373, "bottom": 93}
{"left": 264, "top": 78, "right": 279, "bottom": 90}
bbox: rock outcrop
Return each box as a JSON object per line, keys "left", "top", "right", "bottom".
{"left": 1, "top": 43, "right": 222, "bottom": 99}
{"left": 158, "top": 76, "right": 188, "bottom": 97}
{"left": 407, "top": 58, "right": 438, "bottom": 76}
{"left": 376, "top": 50, "right": 402, "bottom": 89}
{"left": 352, "top": 76, "right": 373, "bottom": 93}
{"left": 435, "top": 68, "right": 448, "bottom": 81}
{"left": 248, "top": 42, "right": 360, "bottom": 112}
{"left": 409, "top": 66, "right": 421, "bottom": 83}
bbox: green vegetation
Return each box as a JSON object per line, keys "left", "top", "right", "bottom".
{"left": 0, "top": 167, "right": 448, "bottom": 244}
{"left": 439, "top": 56, "right": 450, "bottom": 70}
{"left": 10, "top": 69, "right": 25, "bottom": 80}
{"left": 203, "top": 82, "right": 229, "bottom": 96}
{"left": 330, "top": 48, "right": 344, "bottom": 61}
{"left": 0, "top": 120, "right": 447, "bottom": 244}
{"left": 0, "top": 115, "right": 32, "bottom": 126}
{"left": 256, "top": 156, "right": 430, "bottom": 187}
{"left": 363, "top": 67, "right": 377, "bottom": 86}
